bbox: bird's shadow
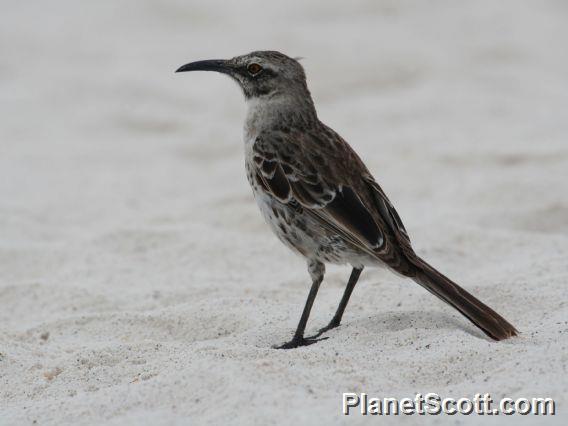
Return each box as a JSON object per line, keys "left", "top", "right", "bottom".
{"left": 332, "top": 310, "right": 488, "bottom": 340}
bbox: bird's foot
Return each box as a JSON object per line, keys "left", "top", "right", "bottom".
{"left": 307, "top": 319, "right": 341, "bottom": 340}
{"left": 273, "top": 336, "right": 328, "bottom": 350}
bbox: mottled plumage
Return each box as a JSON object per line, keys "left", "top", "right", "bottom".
{"left": 177, "top": 51, "right": 518, "bottom": 348}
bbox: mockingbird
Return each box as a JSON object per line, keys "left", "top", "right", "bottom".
{"left": 176, "top": 51, "right": 518, "bottom": 349}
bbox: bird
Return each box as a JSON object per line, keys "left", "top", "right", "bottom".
{"left": 175, "top": 50, "right": 518, "bottom": 349}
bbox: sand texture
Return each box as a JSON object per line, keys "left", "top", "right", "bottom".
{"left": 1, "top": 1, "right": 567, "bottom": 424}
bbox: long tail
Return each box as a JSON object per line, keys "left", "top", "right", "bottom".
{"left": 410, "top": 257, "right": 518, "bottom": 340}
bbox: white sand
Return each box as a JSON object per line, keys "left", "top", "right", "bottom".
{"left": 1, "top": 1, "right": 567, "bottom": 424}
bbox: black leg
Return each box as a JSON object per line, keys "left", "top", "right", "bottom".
{"left": 275, "top": 261, "right": 326, "bottom": 349}
{"left": 309, "top": 267, "right": 363, "bottom": 339}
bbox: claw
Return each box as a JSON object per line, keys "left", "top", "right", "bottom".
{"left": 306, "top": 321, "right": 341, "bottom": 340}
{"left": 273, "top": 336, "right": 328, "bottom": 349}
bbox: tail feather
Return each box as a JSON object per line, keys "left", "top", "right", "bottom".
{"left": 411, "top": 257, "right": 518, "bottom": 341}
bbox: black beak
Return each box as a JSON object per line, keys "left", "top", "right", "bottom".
{"left": 175, "top": 59, "right": 230, "bottom": 74}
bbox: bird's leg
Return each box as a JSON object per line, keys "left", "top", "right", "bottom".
{"left": 275, "top": 261, "right": 326, "bottom": 349}
{"left": 309, "top": 267, "right": 363, "bottom": 339}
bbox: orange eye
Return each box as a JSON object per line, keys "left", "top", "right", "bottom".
{"left": 247, "top": 63, "right": 263, "bottom": 75}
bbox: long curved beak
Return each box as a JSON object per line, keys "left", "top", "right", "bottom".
{"left": 175, "top": 59, "right": 230, "bottom": 74}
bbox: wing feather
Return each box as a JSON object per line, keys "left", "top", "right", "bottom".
{"left": 252, "top": 130, "right": 417, "bottom": 275}
{"left": 253, "top": 137, "right": 386, "bottom": 255}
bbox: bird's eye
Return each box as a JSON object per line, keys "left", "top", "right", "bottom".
{"left": 247, "top": 63, "right": 263, "bottom": 75}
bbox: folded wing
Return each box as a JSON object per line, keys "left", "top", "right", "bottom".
{"left": 252, "top": 133, "right": 414, "bottom": 267}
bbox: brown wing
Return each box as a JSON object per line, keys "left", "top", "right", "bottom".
{"left": 252, "top": 130, "right": 417, "bottom": 272}
{"left": 364, "top": 177, "right": 416, "bottom": 261}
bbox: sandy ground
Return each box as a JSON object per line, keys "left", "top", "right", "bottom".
{"left": 1, "top": 1, "right": 567, "bottom": 424}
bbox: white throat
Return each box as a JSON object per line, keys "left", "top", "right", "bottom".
{"left": 244, "top": 95, "right": 283, "bottom": 143}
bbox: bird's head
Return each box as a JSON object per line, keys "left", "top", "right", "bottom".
{"left": 176, "top": 51, "right": 309, "bottom": 100}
